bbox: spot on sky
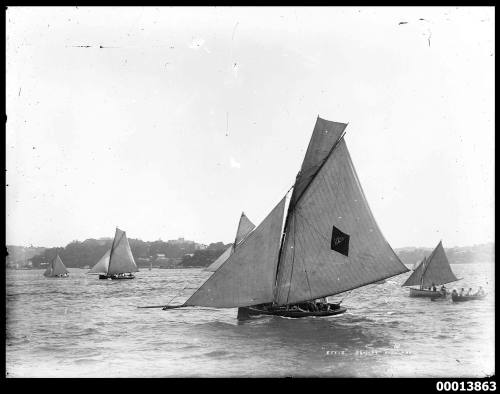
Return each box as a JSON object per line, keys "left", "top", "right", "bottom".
{"left": 188, "top": 38, "right": 205, "bottom": 50}
{"left": 229, "top": 157, "right": 241, "bottom": 169}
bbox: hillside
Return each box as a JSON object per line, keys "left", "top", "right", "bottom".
{"left": 7, "top": 238, "right": 221, "bottom": 269}
{"left": 6, "top": 245, "right": 47, "bottom": 268}
{"left": 395, "top": 242, "right": 494, "bottom": 266}
{"left": 6, "top": 240, "right": 494, "bottom": 270}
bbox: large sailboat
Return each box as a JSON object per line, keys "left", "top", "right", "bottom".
{"left": 157, "top": 117, "right": 409, "bottom": 318}
{"left": 401, "top": 241, "right": 459, "bottom": 297}
{"left": 88, "top": 227, "right": 139, "bottom": 280}
{"left": 43, "top": 255, "right": 69, "bottom": 278}
{"left": 205, "top": 212, "right": 255, "bottom": 272}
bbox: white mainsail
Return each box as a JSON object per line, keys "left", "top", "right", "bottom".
{"left": 107, "top": 227, "right": 139, "bottom": 275}
{"left": 402, "top": 241, "right": 458, "bottom": 287}
{"left": 205, "top": 212, "right": 256, "bottom": 272}
{"left": 44, "top": 255, "right": 69, "bottom": 277}
{"left": 184, "top": 198, "right": 286, "bottom": 308}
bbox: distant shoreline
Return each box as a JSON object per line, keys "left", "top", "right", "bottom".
{"left": 6, "top": 241, "right": 494, "bottom": 270}
{"left": 6, "top": 261, "right": 495, "bottom": 272}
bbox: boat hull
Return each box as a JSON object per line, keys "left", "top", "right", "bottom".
{"left": 409, "top": 288, "right": 445, "bottom": 298}
{"left": 237, "top": 304, "right": 347, "bottom": 320}
{"left": 98, "top": 274, "right": 135, "bottom": 280}
{"left": 44, "top": 274, "right": 69, "bottom": 278}
{"left": 451, "top": 294, "right": 486, "bottom": 302}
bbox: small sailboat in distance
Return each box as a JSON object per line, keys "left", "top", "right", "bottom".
{"left": 44, "top": 254, "right": 69, "bottom": 278}
{"left": 88, "top": 227, "right": 139, "bottom": 280}
{"left": 401, "top": 241, "right": 459, "bottom": 298}
{"left": 147, "top": 116, "right": 409, "bottom": 318}
{"left": 205, "top": 212, "right": 255, "bottom": 272}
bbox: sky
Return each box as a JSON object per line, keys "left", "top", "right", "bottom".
{"left": 6, "top": 6, "right": 494, "bottom": 249}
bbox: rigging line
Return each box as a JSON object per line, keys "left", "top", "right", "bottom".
{"left": 338, "top": 290, "right": 352, "bottom": 304}
{"left": 273, "top": 187, "right": 296, "bottom": 302}
{"left": 285, "top": 214, "right": 297, "bottom": 305}
{"left": 291, "top": 129, "right": 347, "bottom": 210}
{"left": 189, "top": 193, "right": 288, "bottom": 305}
{"left": 272, "top": 227, "right": 288, "bottom": 304}
{"left": 294, "top": 209, "right": 331, "bottom": 245}
{"left": 165, "top": 284, "right": 189, "bottom": 306}
{"left": 108, "top": 229, "right": 125, "bottom": 274}
{"left": 296, "top": 220, "right": 314, "bottom": 302}
{"left": 420, "top": 246, "right": 437, "bottom": 283}
{"left": 232, "top": 213, "right": 244, "bottom": 248}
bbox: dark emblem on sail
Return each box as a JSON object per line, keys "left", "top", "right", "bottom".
{"left": 331, "top": 225, "right": 349, "bottom": 256}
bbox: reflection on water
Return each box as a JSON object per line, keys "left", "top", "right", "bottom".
{"left": 6, "top": 264, "right": 495, "bottom": 377}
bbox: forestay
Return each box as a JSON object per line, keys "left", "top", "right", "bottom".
{"left": 107, "top": 228, "right": 139, "bottom": 275}
{"left": 274, "top": 137, "right": 409, "bottom": 305}
{"left": 234, "top": 213, "right": 256, "bottom": 246}
{"left": 184, "top": 197, "right": 286, "bottom": 308}
{"left": 205, "top": 245, "right": 233, "bottom": 272}
{"left": 290, "top": 117, "right": 348, "bottom": 208}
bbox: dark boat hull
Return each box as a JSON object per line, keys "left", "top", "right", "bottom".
{"left": 44, "top": 274, "right": 69, "bottom": 278}
{"left": 409, "top": 288, "right": 445, "bottom": 298}
{"left": 237, "top": 304, "right": 347, "bottom": 320}
{"left": 98, "top": 274, "right": 135, "bottom": 280}
{"left": 451, "top": 293, "right": 486, "bottom": 302}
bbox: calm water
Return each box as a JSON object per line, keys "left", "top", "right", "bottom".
{"left": 6, "top": 263, "right": 495, "bottom": 377}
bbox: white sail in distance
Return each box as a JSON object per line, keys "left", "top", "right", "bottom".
{"left": 205, "top": 212, "right": 256, "bottom": 272}
{"left": 44, "top": 255, "right": 69, "bottom": 277}
{"left": 402, "top": 241, "right": 458, "bottom": 287}
{"left": 107, "top": 228, "right": 139, "bottom": 275}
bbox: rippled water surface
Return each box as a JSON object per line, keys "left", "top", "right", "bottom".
{"left": 6, "top": 263, "right": 495, "bottom": 377}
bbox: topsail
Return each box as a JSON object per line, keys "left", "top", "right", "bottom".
{"left": 205, "top": 212, "right": 256, "bottom": 272}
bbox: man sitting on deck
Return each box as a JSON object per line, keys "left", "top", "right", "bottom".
{"left": 315, "top": 297, "right": 327, "bottom": 311}
{"left": 474, "top": 286, "right": 485, "bottom": 296}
